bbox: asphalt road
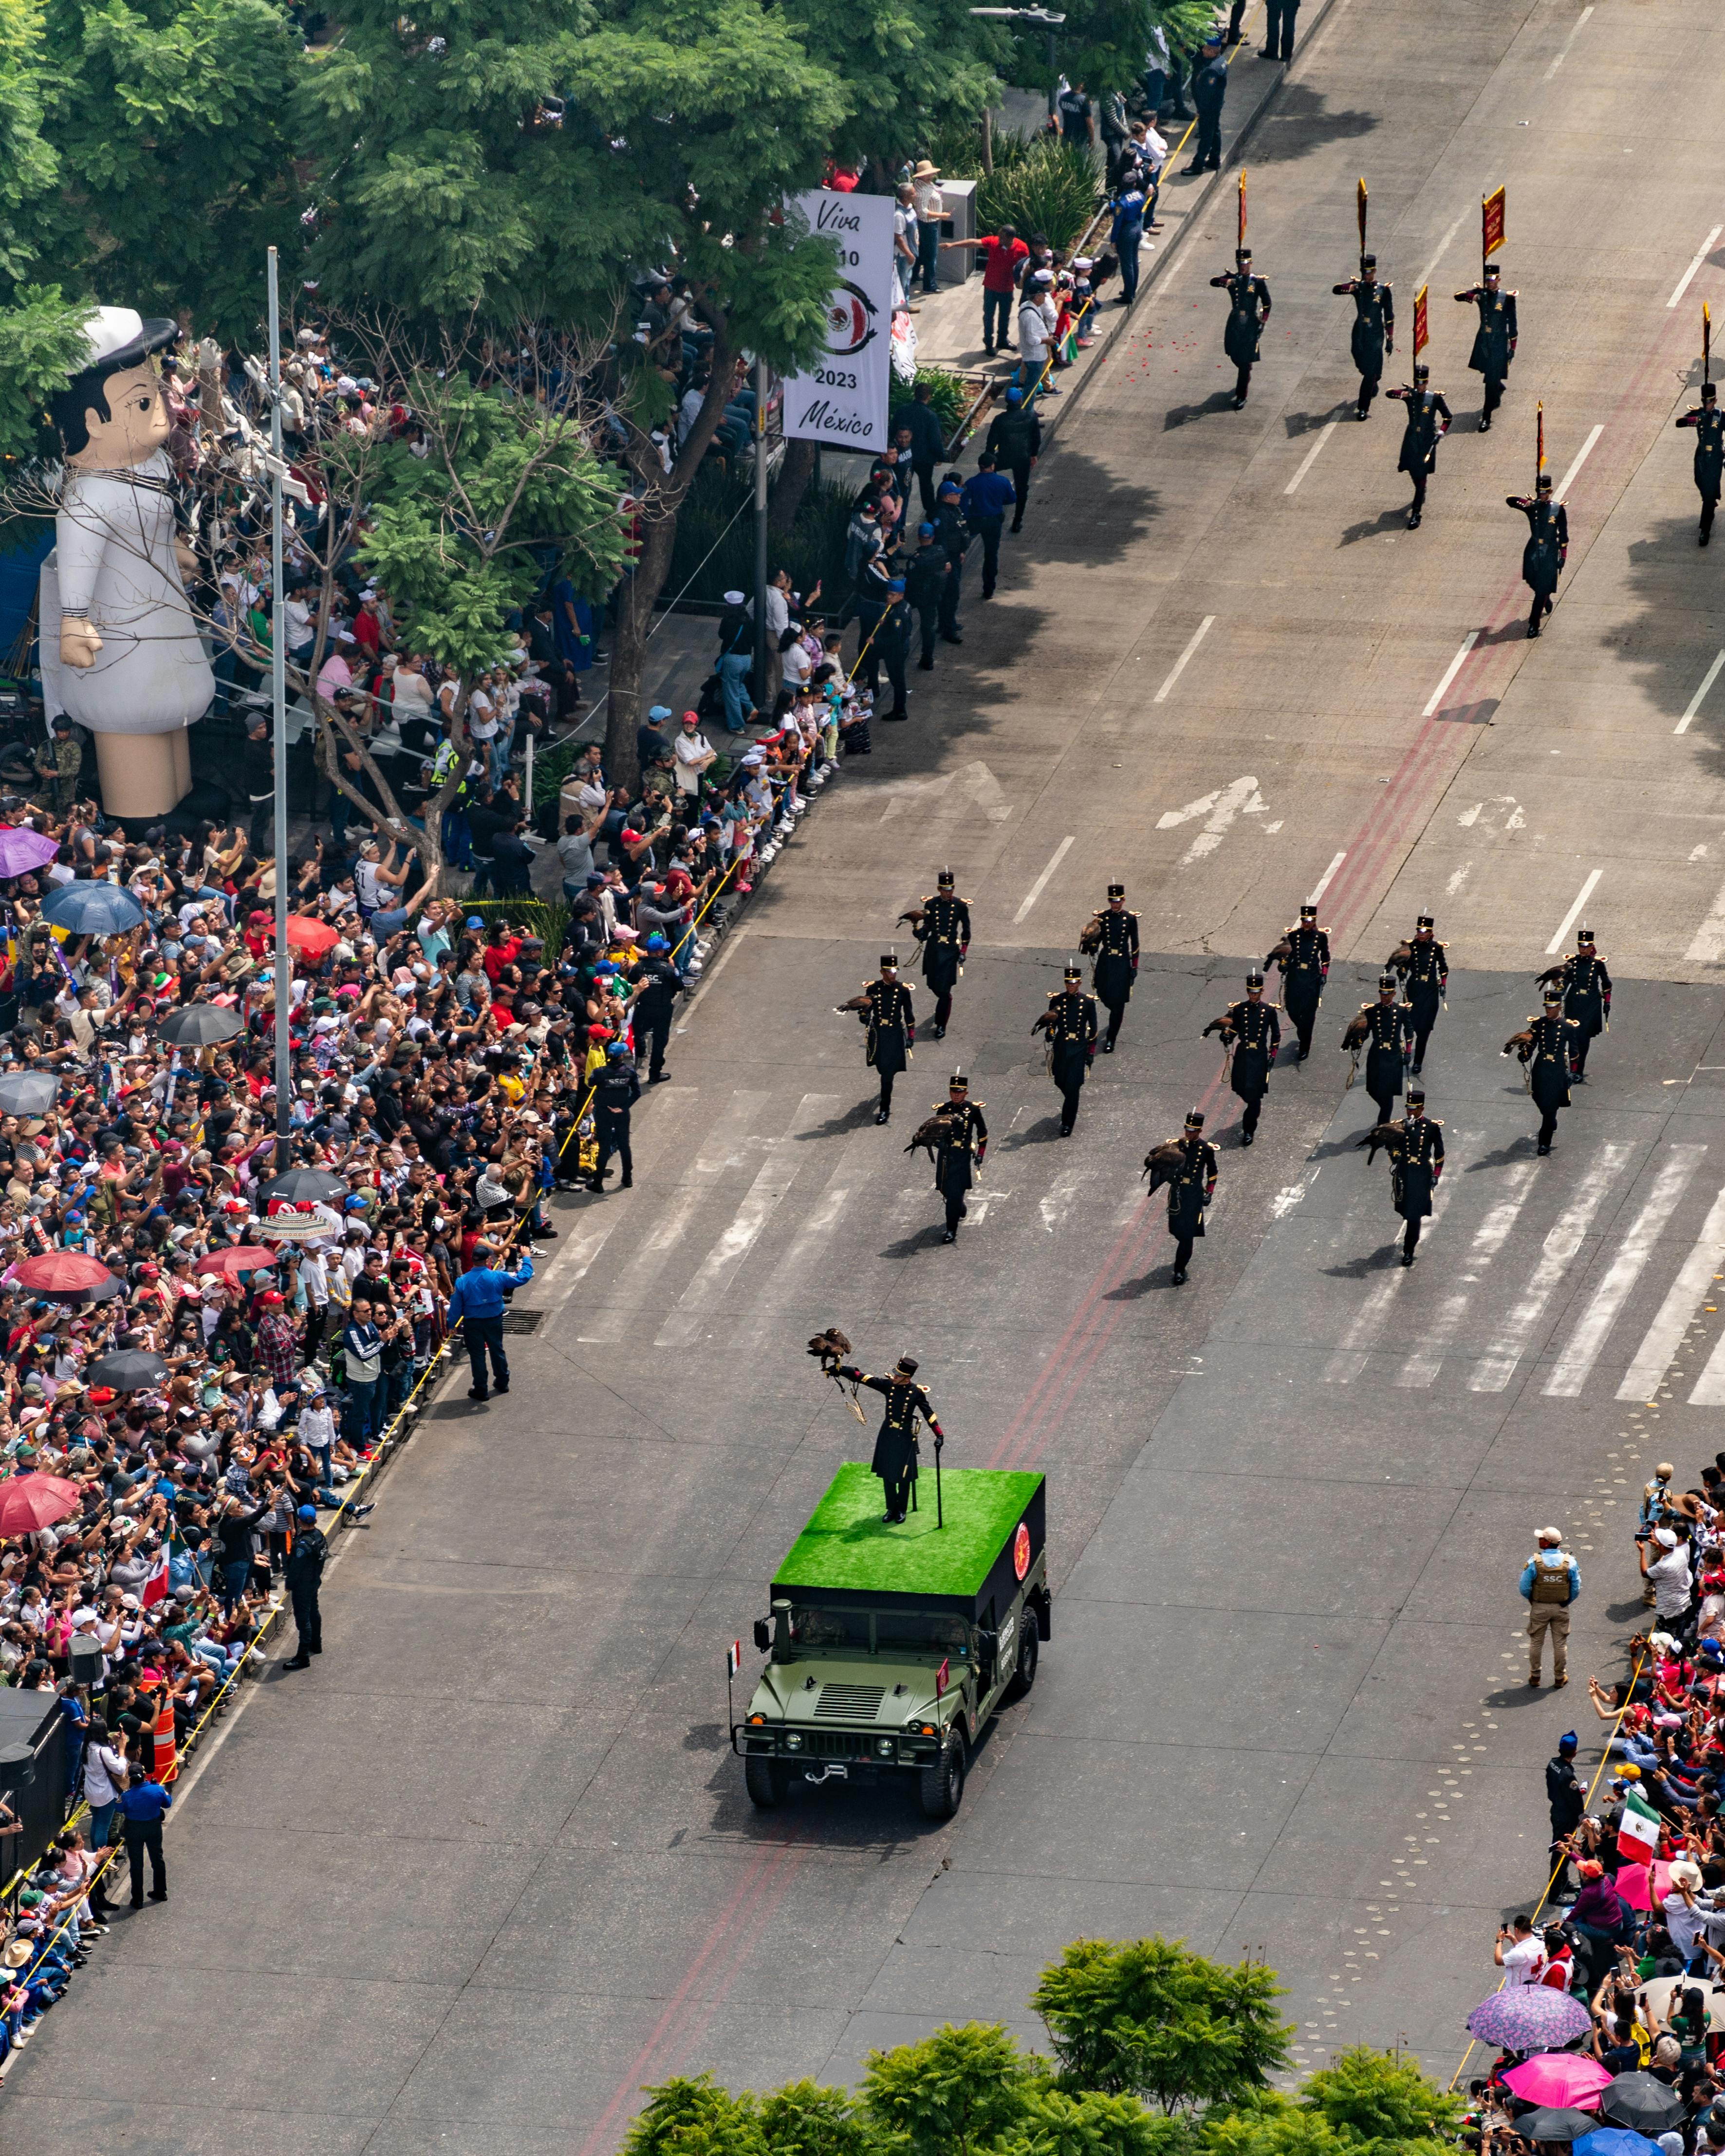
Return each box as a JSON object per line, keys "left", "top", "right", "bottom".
{"left": 19, "top": 0, "right": 1725, "bottom": 2145}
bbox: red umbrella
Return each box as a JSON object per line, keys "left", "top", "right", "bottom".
{"left": 10, "top": 1252, "right": 121, "bottom": 1302}
{"left": 283, "top": 915, "right": 339, "bottom": 958}
{"left": 195, "top": 1246, "right": 280, "bottom": 1277}
{"left": 0, "top": 1473, "right": 82, "bottom": 1537}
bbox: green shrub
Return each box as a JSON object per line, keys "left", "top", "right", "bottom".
{"left": 461, "top": 897, "right": 571, "bottom": 965}
{"left": 888, "top": 366, "right": 971, "bottom": 454}
{"left": 977, "top": 136, "right": 1102, "bottom": 251}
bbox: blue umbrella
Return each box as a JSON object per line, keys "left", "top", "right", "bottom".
{"left": 40, "top": 882, "right": 146, "bottom": 935}
{"left": 1575, "top": 2132, "right": 1662, "bottom": 2156}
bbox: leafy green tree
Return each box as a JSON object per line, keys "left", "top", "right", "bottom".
{"left": 864, "top": 2021, "right": 1035, "bottom": 2156}
{"left": 1032, "top": 1940, "right": 1292, "bottom": 2113}
{"left": 1008, "top": 2085, "right": 1188, "bottom": 2156}
{"left": 758, "top": 2080, "right": 876, "bottom": 2156}
{"left": 1297, "top": 2049, "right": 1465, "bottom": 2146}
{"left": 623, "top": 2073, "right": 768, "bottom": 2156}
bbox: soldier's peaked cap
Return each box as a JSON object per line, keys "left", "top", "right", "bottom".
{"left": 1108, "top": 882, "right": 1125, "bottom": 898}
{"left": 1413, "top": 361, "right": 1430, "bottom": 379}
{"left": 1361, "top": 253, "right": 1377, "bottom": 267}
{"left": 1299, "top": 903, "right": 1317, "bottom": 916}
{"left": 1245, "top": 969, "right": 1264, "bottom": 987}
{"left": 1706, "top": 382, "right": 1719, "bottom": 398}
{"left": 895, "top": 1355, "right": 919, "bottom": 1375}
{"left": 1537, "top": 470, "right": 1554, "bottom": 488}
{"left": 1544, "top": 986, "right": 1563, "bottom": 1002}
{"left": 1378, "top": 973, "right": 1396, "bottom": 991}
{"left": 1185, "top": 1108, "right": 1205, "bottom": 1128}
{"left": 1416, "top": 913, "right": 1434, "bottom": 926}
{"left": 1407, "top": 1085, "right": 1426, "bottom": 1104}
{"left": 937, "top": 868, "right": 954, "bottom": 886}
{"left": 948, "top": 1071, "right": 968, "bottom": 1088}
{"left": 1577, "top": 925, "right": 1595, "bottom": 940}
{"left": 880, "top": 952, "right": 898, "bottom": 968}
{"left": 1236, "top": 247, "right": 1251, "bottom": 262}
{"left": 1063, "top": 961, "right": 1082, "bottom": 979}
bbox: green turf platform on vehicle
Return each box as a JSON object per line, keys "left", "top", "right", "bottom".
{"left": 772, "top": 1464, "right": 1044, "bottom": 1617}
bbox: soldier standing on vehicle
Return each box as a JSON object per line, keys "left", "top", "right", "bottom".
{"left": 835, "top": 1354, "right": 946, "bottom": 1524}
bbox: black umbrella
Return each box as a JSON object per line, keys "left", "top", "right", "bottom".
{"left": 85, "top": 1350, "right": 169, "bottom": 1394}
{"left": 257, "top": 1167, "right": 348, "bottom": 1206}
{"left": 0, "top": 1071, "right": 60, "bottom": 1118}
{"left": 156, "top": 1003, "right": 244, "bottom": 1048}
{"left": 1517, "top": 2112, "right": 1601, "bottom": 2143}
{"left": 1600, "top": 2076, "right": 1686, "bottom": 2134}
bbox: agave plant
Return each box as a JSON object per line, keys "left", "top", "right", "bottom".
{"left": 977, "top": 137, "right": 1102, "bottom": 251}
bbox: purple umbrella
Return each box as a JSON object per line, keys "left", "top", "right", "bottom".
{"left": 0, "top": 827, "right": 58, "bottom": 879}
{"left": 1467, "top": 1987, "right": 1594, "bottom": 2050}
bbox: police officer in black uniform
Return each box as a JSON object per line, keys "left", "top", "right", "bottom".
{"left": 1507, "top": 472, "right": 1569, "bottom": 638}
{"left": 932, "top": 476, "right": 969, "bottom": 641}
{"left": 838, "top": 954, "right": 916, "bottom": 1124}
{"left": 1677, "top": 380, "right": 1725, "bottom": 545}
{"left": 911, "top": 870, "right": 971, "bottom": 1039}
{"left": 1387, "top": 363, "right": 1452, "bottom": 530}
{"left": 1333, "top": 256, "right": 1394, "bottom": 420}
{"left": 1544, "top": 925, "right": 1612, "bottom": 1080}
{"left": 1032, "top": 962, "right": 1099, "bottom": 1136}
{"left": 625, "top": 933, "right": 682, "bottom": 1084}
{"left": 1519, "top": 987, "right": 1582, "bottom": 1155}
{"left": 1208, "top": 249, "right": 1272, "bottom": 408}
{"left": 1165, "top": 1108, "right": 1218, "bottom": 1286}
{"left": 1355, "top": 974, "right": 1414, "bottom": 1128}
{"left": 1087, "top": 883, "right": 1140, "bottom": 1051}
{"left": 283, "top": 1503, "right": 328, "bottom": 1668}
{"left": 1390, "top": 914, "right": 1448, "bottom": 1073}
{"left": 1266, "top": 903, "right": 1330, "bottom": 1060}
{"left": 1454, "top": 262, "right": 1518, "bottom": 431}
{"left": 930, "top": 1072, "right": 988, "bottom": 1244}
{"left": 835, "top": 1354, "right": 945, "bottom": 1522}
{"left": 590, "top": 1039, "right": 642, "bottom": 1191}
{"left": 1181, "top": 26, "right": 1227, "bottom": 174}
{"left": 1219, "top": 969, "right": 1280, "bottom": 1145}
{"left": 1382, "top": 1084, "right": 1445, "bottom": 1267}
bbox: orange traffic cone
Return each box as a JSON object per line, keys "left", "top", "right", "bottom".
{"left": 151, "top": 1691, "right": 178, "bottom": 1787}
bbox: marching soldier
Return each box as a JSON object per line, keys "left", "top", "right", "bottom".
{"left": 1266, "top": 902, "right": 1330, "bottom": 1060}
{"left": 835, "top": 1353, "right": 945, "bottom": 1523}
{"left": 1506, "top": 473, "right": 1568, "bottom": 638}
{"left": 930, "top": 1072, "right": 988, "bottom": 1244}
{"left": 1676, "top": 380, "right": 1723, "bottom": 546}
{"left": 1387, "top": 363, "right": 1451, "bottom": 530}
{"left": 1332, "top": 256, "right": 1394, "bottom": 420}
{"left": 1352, "top": 974, "right": 1415, "bottom": 1127}
{"left": 34, "top": 716, "right": 82, "bottom": 816}
{"left": 1540, "top": 926, "right": 1612, "bottom": 1081}
{"left": 1389, "top": 914, "right": 1448, "bottom": 1073}
{"left": 836, "top": 953, "right": 916, "bottom": 1125}
{"left": 1165, "top": 1108, "right": 1218, "bottom": 1287}
{"left": 906, "top": 869, "right": 971, "bottom": 1040}
{"left": 1084, "top": 882, "right": 1140, "bottom": 1051}
{"left": 1217, "top": 970, "right": 1280, "bottom": 1147}
{"left": 1454, "top": 262, "right": 1518, "bottom": 431}
{"left": 1382, "top": 1084, "right": 1445, "bottom": 1267}
{"left": 1032, "top": 961, "right": 1098, "bottom": 1137}
{"left": 1516, "top": 987, "right": 1582, "bottom": 1155}
{"left": 1208, "top": 249, "right": 1273, "bottom": 409}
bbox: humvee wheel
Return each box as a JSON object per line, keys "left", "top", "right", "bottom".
{"left": 918, "top": 1731, "right": 966, "bottom": 1820}
{"left": 745, "top": 1755, "right": 788, "bottom": 1807}
{"left": 1004, "top": 1616, "right": 1039, "bottom": 1701}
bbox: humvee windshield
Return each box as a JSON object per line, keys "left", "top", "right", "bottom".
{"left": 781, "top": 1607, "right": 973, "bottom": 1658}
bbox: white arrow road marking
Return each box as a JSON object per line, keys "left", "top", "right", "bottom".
{"left": 1158, "top": 775, "right": 1263, "bottom": 866}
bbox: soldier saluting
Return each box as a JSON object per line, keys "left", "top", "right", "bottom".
{"left": 1081, "top": 882, "right": 1140, "bottom": 1052}
{"left": 1508, "top": 987, "right": 1582, "bottom": 1155}
{"left": 1208, "top": 969, "right": 1280, "bottom": 1147}
{"left": 834, "top": 1353, "right": 945, "bottom": 1524}
{"left": 920, "top": 1071, "right": 988, "bottom": 1245}
{"left": 1346, "top": 973, "right": 1414, "bottom": 1128}
{"left": 1454, "top": 262, "right": 1518, "bottom": 432}
{"left": 1676, "top": 379, "right": 1723, "bottom": 546}
{"left": 1506, "top": 472, "right": 1568, "bottom": 638}
{"left": 1032, "top": 961, "right": 1098, "bottom": 1137}
{"left": 1387, "top": 363, "right": 1451, "bottom": 530}
{"left": 1375, "top": 1084, "right": 1445, "bottom": 1268}
{"left": 1265, "top": 902, "right": 1330, "bottom": 1061}
{"left": 1388, "top": 914, "right": 1447, "bottom": 1074}
{"left": 902, "top": 868, "right": 970, "bottom": 1041}
{"left": 1538, "top": 925, "right": 1611, "bottom": 1082}
{"left": 1208, "top": 249, "right": 1272, "bottom": 410}
{"left": 1333, "top": 255, "right": 1394, "bottom": 421}
{"left": 836, "top": 952, "right": 915, "bottom": 1125}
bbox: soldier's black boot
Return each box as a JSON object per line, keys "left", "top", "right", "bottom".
{"left": 1232, "top": 365, "right": 1250, "bottom": 410}
{"left": 1702, "top": 497, "right": 1716, "bottom": 547}
{"left": 1401, "top": 1221, "right": 1419, "bottom": 1267}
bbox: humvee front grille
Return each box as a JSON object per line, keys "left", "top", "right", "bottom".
{"left": 814, "top": 1683, "right": 886, "bottom": 1723}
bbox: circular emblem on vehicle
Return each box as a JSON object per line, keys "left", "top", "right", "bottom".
{"left": 1013, "top": 1522, "right": 1031, "bottom": 1582}
{"left": 825, "top": 282, "right": 879, "bottom": 356}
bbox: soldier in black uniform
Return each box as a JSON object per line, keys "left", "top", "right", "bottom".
{"left": 930, "top": 1071, "right": 988, "bottom": 1244}
{"left": 1332, "top": 256, "right": 1394, "bottom": 420}
{"left": 1518, "top": 987, "right": 1582, "bottom": 1154}
{"left": 1387, "top": 363, "right": 1452, "bottom": 530}
{"left": 1266, "top": 902, "right": 1330, "bottom": 1060}
{"left": 835, "top": 1353, "right": 945, "bottom": 1522}
{"left": 1354, "top": 973, "right": 1414, "bottom": 1128}
{"left": 1390, "top": 914, "right": 1448, "bottom": 1073}
{"left": 1218, "top": 970, "right": 1280, "bottom": 1145}
{"left": 1677, "top": 380, "right": 1725, "bottom": 545}
{"left": 1383, "top": 1084, "right": 1445, "bottom": 1267}
{"left": 837, "top": 953, "right": 916, "bottom": 1124}
{"left": 909, "top": 869, "right": 971, "bottom": 1039}
{"left": 1085, "top": 882, "right": 1140, "bottom": 1051}
{"left": 1032, "top": 961, "right": 1098, "bottom": 1136}
{"left": 1208, "top": 249, "right": 1272, "bottom": 409}
{"left": 1507, "top": 473, "right": 1568, "bottom": 638}
{"left": 1454, "top": 263, "right": 1518, "bottom": 431}
{"left": 1543, "top": 925, "right": 1612, "bottom": 1080}
{"left": 1165, "top": 1108, "right": 1218, "bottom": 1286}
{"left": 590, "top": 1041, "right": 642, "bottom": 1192}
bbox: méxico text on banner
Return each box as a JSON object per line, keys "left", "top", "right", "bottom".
{"left": 783, "top": 190, "right": 896, "bottom": 454}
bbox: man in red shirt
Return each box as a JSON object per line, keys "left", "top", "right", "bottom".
{"left": 943, "top": 224, "right": 1029, "bottom": 357}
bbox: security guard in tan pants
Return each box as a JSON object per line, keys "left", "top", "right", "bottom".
{"left": 1520, "top": 1526, "right": 1579, "bottom": 1688}
{"left": 34, "top": 717, "right": 82, "bottom": 815}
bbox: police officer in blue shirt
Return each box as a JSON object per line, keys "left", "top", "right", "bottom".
{"left": 960, "top": 454, "right": 1017, "bottom": 600}
{"left": 118, "top": 1767, "right": 172, "bottom": 1906}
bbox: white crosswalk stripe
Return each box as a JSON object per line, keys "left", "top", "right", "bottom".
{"left": 1468, "top": 1145, "right": 1633, "bottom": 1392}
{"left": 1397, "top": 1161, "right": 1539, "bottom": 1388}
{"left": 1323, "top": 1161, "right": 1467, "bottom": 1385}
{"left": 1543, "top": 1148, "right": 1707, "bottom": 1397}
{"left": 1617, "top": 1182, "right": 1725, "bottom": 1401}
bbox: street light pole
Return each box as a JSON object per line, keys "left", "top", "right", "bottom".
{"left": 753, "top": 354, "right": 770, "bottom": 728}
{"left": 966, "top": 8, "right": 1068, "bottom": 124}
{"left": 266, "top": 246, "right": 291, "bottom": 1177}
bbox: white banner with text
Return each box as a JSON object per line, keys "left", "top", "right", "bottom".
{"left": 782, "top": 190, "right": 896, "bottom": 455}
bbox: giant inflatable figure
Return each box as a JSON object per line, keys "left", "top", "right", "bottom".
{"left": 38, "top": 307, "right": 214, "bottom": 819}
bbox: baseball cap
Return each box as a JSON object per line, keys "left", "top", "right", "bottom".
{"left": 297, "top": 1504, "right": 317, "bottom": 1522}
